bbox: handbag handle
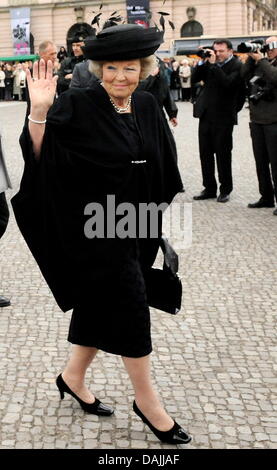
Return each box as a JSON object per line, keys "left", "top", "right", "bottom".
{"left": 159, "top": 235, "right": 179, "bottom": 276}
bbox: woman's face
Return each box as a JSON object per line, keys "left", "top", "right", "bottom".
{"left": 102, "top": 60, "right": 141, "bottom": 101}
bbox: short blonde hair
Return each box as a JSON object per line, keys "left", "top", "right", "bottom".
{"left": 88, "top": 55, "right": 157, "bottom": 81}
{"left": 39, "top": 40, "right": 55, "bottom": 54}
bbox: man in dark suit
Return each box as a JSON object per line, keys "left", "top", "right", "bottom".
{"left": 241, "top": 36, "right": 277, "bottom": 216}
{"left": 192, "top": 39, "right": 244, "bottom": 202}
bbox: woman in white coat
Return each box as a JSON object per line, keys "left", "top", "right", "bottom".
{"left": 179, "top": 59, "right": 191, "bottom": 102}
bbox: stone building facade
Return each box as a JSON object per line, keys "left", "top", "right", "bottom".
{"left": 0, "top": 0, "right": 276, "bottom": 57}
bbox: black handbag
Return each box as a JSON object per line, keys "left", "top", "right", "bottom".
{"left": 144, "top": 236, "right": 182, "bottom": 314}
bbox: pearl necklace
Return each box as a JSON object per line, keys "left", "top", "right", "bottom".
{"left": 109, "top": 95, "right": 132, "bottom": 113}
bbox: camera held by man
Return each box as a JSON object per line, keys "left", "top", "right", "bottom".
{"left": 196, "top": 47, "right": 213, "bottom": 59}
{"left": 241, "top": 36, "right": 277, "bottom": 215}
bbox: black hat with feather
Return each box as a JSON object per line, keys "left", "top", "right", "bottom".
{"left": 82, "top": 23, "right": 164, "bottom": 61}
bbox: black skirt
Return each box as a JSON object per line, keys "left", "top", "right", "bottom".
{"left": 68, "top": 248, "right": 152, "bottom": 358}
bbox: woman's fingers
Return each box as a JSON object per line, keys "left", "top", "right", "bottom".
{"left": 46, "top": 60, "right": 53, "bottom": 81}
{"left": 25, "top": 67, "right": 32, "bottom": 88}
{"left": 39, "top": 59, "right": 45, "bottom": 80}
{"left": 32, "top": 60, "right": 38, "bottom": 81}
{"left": 31, "top": 59, "right": 54, "bottom": 85}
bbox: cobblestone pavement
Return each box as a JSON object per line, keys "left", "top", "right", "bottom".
{"left": 0, "top": 101, "right": 276, "bottom": 450}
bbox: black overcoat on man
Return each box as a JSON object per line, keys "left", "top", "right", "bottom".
{"left": 192, "top": 56, "right": 245, "bottom": 195}
{"left": 241, "top": 56, "right": 277, "bottom": 205}
{"left": 57, "top": 56, "right": 85, "bottom": 93}
{"left": 192, "top": 56, "right": 244, "bottom": 124}
{"left": 70, "top": 61, "right": 98, "bottom": 88}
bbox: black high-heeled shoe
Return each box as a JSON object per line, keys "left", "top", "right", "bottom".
{"left": 56, "top": 374, "right": 114, "bottom": 416}
{"left": 133, "top": 401, "right": 191, "bottom": 444}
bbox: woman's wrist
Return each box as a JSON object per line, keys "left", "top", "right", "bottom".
{"left": 28, "top": 115, "right": 47, "bottom": 124}
{"left": 30, "top": 106, "right": 48, "bottom": 121}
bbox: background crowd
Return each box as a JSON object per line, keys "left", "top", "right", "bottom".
{"left": 1, "top": 34, "right": 277, "bottom": 216}
{"left": 0, "top": 50, "right": 198, "bottom": 103}
{"left": 0, "top": 45, "right": 68, "bottom": 102}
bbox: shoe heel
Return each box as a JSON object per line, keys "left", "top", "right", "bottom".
{"left": 56, "top": 374, "right": 65, "bottom": 400}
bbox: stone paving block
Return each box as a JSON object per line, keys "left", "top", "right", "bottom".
{"left": 2, "top": 413, "right": 20, "bottom": 424}
{"left": 83, "top": 439, "right": 98, "bottom": 448}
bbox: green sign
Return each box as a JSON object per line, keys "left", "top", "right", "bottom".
{"left": 0, "top": 54, "right": 39, "bottom": 62}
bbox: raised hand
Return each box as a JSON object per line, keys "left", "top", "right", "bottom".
{"left": 27, "top": 60, "right": 58, "bottom": 159}
{"left": 27, "top": 59, "right": 58, "bottom": 117}
{"left": 249, "top": 50, "right": 264, "bottom": 63}
{"left": 206, "top": 49, "right": 216, "bottom": 64}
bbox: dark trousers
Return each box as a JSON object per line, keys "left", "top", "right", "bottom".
{"left": 250, "top": 122, "right": 277, "bottom": 203}
{"left": 198, "top": 119, "right": 234, "bottom": 195}
{"left": 0, "top": 192, "right": 9, "bottom": 239}
{"left": 181, "top": 88, "right": 191, "bottom": 101}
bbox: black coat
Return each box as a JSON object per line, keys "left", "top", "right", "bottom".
{"left": 57, "top": 50, "right": 68, "bottom": 63}
{"left": 12, "top": 84, "right": 183, "bottom": 312}
{"left": 241, "top": 57, "right": 277, "bottom": 125}
{"left": 4, "top": 70, "right": 13, "bottom": 91}
{"left": 57, "top": 56, "right": 85, "bottom": 93}
{"left": 191, "top": 56, "right": 245, "bottom": 125}
{"left": 170, "top": 67, "right": 181, "bottom": 90}
{"left": 138, "top": 72, "right": 178, "bottom": 120}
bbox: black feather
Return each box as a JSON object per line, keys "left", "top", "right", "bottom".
{"left": 168, "top": 20, "right": 175, "bottom": 30}
{"left": 109, "top": 16, "right": 122, "bottom": 22}
{"left": 159, "top": 15, "right": 165, "bottom": 31}
{"left": 158, "top": 11, "right": 170, "bottom": 16}
{"left": 91, "top": 12, "right": 102, "bottom": 25}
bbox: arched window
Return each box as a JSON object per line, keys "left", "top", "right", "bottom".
{"left": 181, "top": 20, "right": 203, "bottom": 37}
{"left": 66, "top": 23, "right": 95, "bottom": 54}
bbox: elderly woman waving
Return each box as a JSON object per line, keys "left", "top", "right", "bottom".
{"left": 12, "top": 24, "right": 191, "bottom": 445}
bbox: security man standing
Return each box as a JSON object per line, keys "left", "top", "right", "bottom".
{"left": 241, "top": 36, "right": 277, "bottom": 216}
{"left": 191, "top": 39, "right": 244, "bottom": 203}
{"left": 57, "top": 32, "right": 88, "bottom": 93}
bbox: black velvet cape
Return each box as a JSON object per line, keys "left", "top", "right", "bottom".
{"left": 12, "top": 83, "right": 183, "bottom": 312}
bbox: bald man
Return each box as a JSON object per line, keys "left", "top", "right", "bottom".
{"left": 241, "top": 36, "right": 277, "bottom": 216}
{"left": 38, "top": 40, "right": 57, "bottom": 64}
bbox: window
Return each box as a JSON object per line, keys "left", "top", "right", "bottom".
{"left": 181, "top": 20, "right": 203, "bottom": 38}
